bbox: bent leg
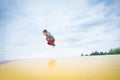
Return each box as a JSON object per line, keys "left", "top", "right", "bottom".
{"left": 47, "top": 39, "right": 55, "bottom": 46}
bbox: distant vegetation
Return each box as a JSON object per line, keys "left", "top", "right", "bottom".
{"left": 81, "top": 47, "right": 120, "bottom": 56}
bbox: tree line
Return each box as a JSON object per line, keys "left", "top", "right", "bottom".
{"left": 81, "top": 47, "right": 120, "bottom": 56}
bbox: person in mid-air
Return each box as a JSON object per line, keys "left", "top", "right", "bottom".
{"left": 43, "top": 29, "right": 56, "bottom": 47}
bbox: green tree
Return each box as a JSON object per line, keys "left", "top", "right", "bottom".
{"left": 80, "top": 53, "right": 84, "bottom": 56}
{"left": 90, "top": 51, "right": 106, "bottom": 56}
{"left": 107, "top": 47, "right": 120, "bottom": 55}
{"left": 90, "top": 51, "right": 100, "bottom": 56}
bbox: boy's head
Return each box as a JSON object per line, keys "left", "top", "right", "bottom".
{"left": 43, "top": 29, "right": 48, "bottom": 36}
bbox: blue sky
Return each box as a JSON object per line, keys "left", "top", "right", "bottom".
{"left": 0, "top": 0, "right": 120, "bottom": 60}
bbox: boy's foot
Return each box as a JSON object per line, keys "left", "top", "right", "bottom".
{"left": 53, "top": 44, "right": 56, "bottom": 47}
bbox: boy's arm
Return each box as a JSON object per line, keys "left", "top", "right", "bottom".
{"left": 46, "top": 38, "right": 49, "bottom": 41}
{"left": 47, "top": 32, "right": 54, "bottom": 40}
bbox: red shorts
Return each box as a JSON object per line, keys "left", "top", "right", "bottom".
{"left": 47, "top": 39, "right": 55, "bottom": 45}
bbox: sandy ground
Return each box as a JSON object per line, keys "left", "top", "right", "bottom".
{"left": 0, "top": 55, "right": 120, "bottom": 80}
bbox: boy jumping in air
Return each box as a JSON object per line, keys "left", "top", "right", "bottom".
{"left": 43, "top": 29, "right": 56, "bottom": 47}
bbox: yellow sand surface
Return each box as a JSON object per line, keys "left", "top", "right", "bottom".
{"left": 0, "top": 55, "right": 120, "bottom": 80}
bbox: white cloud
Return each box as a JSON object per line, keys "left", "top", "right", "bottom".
{"left": 1, "top": 0, "right": 120, "bottom": 60}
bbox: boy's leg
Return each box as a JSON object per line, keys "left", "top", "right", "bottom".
{"left": 47, "top": 39, "right": 55, "bottom": 46}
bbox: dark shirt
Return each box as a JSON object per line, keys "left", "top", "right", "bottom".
{"left": 46, "top": 32, "right": 55, "bottom": 41}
